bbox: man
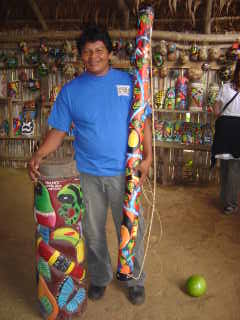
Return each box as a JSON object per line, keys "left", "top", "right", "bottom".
{"left": 29, "top": 26, "right": 152, "bottom": 305}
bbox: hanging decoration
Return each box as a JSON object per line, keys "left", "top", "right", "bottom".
{"left": 116, "top": 6, "right": 154, "bottom": 281}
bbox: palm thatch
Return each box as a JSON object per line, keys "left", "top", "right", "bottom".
{"left": 0, "top": 0, "right": 240, "bottom": 34}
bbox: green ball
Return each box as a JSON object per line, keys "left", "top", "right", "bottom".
{"left": 186, "top": 275, "right": 207, "bottom": 297}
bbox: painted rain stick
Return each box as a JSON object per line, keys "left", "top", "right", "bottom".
{"left": 116, "top": 6, "right": 154, "bottom": 281}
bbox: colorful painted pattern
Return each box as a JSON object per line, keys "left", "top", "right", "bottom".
{"left": 116, "top": 6, "right": 154, "bottom": 281}
{"left": 34, "top": 177, "right": 87, "bottom": 319}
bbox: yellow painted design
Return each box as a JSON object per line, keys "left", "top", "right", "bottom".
{"left": 128, "top": 130, "right": 139, "bottom": 148}
{"left": 76, "top": 239, "right": 85, "bottom": 263}
{"left": 48, "top": 251, "right": 60, "bottom": 266}
{"left": 65, "top": 262, "right": 75, "bottom": 274}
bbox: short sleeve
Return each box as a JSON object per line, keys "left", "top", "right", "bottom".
{"left": 48, "top": 85, "right": 72, "bottom": 132}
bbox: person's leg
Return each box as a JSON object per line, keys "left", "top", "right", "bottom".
{"left": 225, "top": 160, "right": 240, "bottom": 209}
{"left": 105, "top": 175, "right": 146, "bottom": 286}
{"left": 220, "top": 159, "right": 228, "bottom": 207}
{"left": 79, "top": 173, "right": 113, "bottom": 288}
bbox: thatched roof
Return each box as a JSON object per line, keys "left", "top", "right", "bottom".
{"left": 1, "top": 0, "right": 240, "bottom": 34}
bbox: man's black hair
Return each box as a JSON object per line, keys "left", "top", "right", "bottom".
{"left": 77, "top": 25, "right": 113, "bottom": 55}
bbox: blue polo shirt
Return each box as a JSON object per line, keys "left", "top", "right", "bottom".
{"left": 48, "top": 68, "right": 134, "bottom": 176}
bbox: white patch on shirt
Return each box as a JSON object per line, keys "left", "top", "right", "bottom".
{"left": 117, "top": 85, "right": 130, "bottom": 96}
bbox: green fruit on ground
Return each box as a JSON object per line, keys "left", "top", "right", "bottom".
{"left": 186, "top": 275, "right": 207, "bottom": 297}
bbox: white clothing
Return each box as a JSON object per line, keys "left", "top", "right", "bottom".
{"left": 216, "top": 82, "right": 240, "bottom": 117}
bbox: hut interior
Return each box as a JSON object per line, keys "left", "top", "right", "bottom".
{"left": 1, "top": 3, "right": 240, "bottom": 320}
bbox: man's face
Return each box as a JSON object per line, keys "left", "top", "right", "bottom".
{"left": 81, "top": 41, "right": 112, "bottom": 76}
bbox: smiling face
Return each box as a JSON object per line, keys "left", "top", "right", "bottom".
{"left": 81, "top": 40, "right": 113, "bottom": 76}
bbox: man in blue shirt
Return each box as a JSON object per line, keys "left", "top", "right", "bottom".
{"left": 29, "top": 26, "right": 152, "bottom": 305}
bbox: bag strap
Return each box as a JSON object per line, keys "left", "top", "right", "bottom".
{"left": 219, "top": 91, "right": 239, "bottom": 115}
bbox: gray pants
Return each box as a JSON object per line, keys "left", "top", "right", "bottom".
{"left": 79, "top": 172, "right": 145, "bottom": 288}
{"left": 220, "top": 159, "right": 240, "bottom": 207}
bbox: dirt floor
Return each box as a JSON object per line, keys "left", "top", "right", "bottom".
{"left": 1, "top": 168, "right": 240, "bottom": 320}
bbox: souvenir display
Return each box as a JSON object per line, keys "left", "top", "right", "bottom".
{"left": 159, "top": 40, "right": 167, "bottom": 56}
{"left": 188, "top": 68, "right": 202, "bottom": 81}
{"left": 63, "top": 63, "right": 75, "bottom": 78}
{"left": 50, "top": 85, "right": 61, "bottom": 102}
{"left": 170, "top": 69, "right": 180, "bottom": 79}
{"left": 172, "top": 120, "right": 183, "bottom": 142}
{"left": 190, "top": 44, "right": 199, "bottom": 61}
{"left": 198, "top": 46, "right": 208, "bottom": 61}
{"left": 154, "top": 119, "right": 214, "bottom": 145}
{"left": 0, "top": 72, "right": 7, "bottom": 98}
{"left": 38, "top": 62, "right": 49, "bottom": 77}
{"left": 40, "top": 38, "right": 49, "bottom": 55}
{"left": 19, "top": 41, "right": 29, "bottom": 55}
{"left": 0, "top": 104, "right": 9, "bottom": 136}
{"left": 159, "top": 65, "right": 168, "bottom": 78}
{"left": 164, "top": 87, "right": 175, "bottom": 110}
{"left": 21, "top": 101, "right": 36, "bottom": 137}
{"left": 12, "top": 103, "right": 22, "bottom": 136}
{"left": 201, "top": 123, "right": 213, "bottom": 144}
{"left": 179, "top": 50, "right": 189, "bottom": 65}
{"left": 8, "top": 81, "right": 20, "bottom": 98}
{"left": 35, "top": 161, "right": 87, "bottom": 320}
{"left": 7, "top": 55, "right": 18, "bottom": 69}
{"left": 188, "top": 81, "right": 204, "bottom": 111}
{"left": 28, "top": 79, "right": 40, "bottom": 91}
{"left": 25, "top": 50, "right": 40, "bottom": 65}
{"left": 201, "top": 62, "right": 210, "bottom": 72}
{"left": 153, "top": 51, "right": 164, "bottom": 67}
{"left": 154, "top": 90, "right": 165, "bottom": 109}
{"left": 226, "top": 41, "right": 240, "bottom": 61}
{"left": 125, "top": 41, "right": 135, "bottom": 57}
{"left": 167, "top": 42, "right": 177, "bottom": 61}
{"left": 206, "top": 83, "right": 219, "bottom": 112}
{"left": 154, "top": 120, "right": 165, "bottom": 140}
{"left": 218, "top": 65, "right": 232, "bottom": 82}
{"left": 163, "top": 121, "right": 174, "bottom": 141}
{"left": 175, "top": 76, "right": 188, "bottom": 110}
{"left": 117, "top": 6, "right": 154, "bottom": 281}
{"left": 208, "top": 47, "right": 220, "bottom": 61}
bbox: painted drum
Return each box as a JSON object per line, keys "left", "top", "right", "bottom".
{"left": 35, "top": 160, "right": 87, "bottom": 320}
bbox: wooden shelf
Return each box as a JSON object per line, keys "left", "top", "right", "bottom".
{"left": 0, "top": 156, "right": 31, "bottom": 161}
{"left": 153, "top": 108, "right": 216, "bottom": 115}
{"left": 0, "top": 136, "right": 39, "bottom": 140}
{"left": 154, "top": 140, "right": 211, "bottom": 151}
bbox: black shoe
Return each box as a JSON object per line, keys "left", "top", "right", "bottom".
{"left": 128, "top": 286, "right": 145, "bottom": 305}
{"left": 223, "top": 205, "right": 238, "bottom": 215}
{"left": 88, "top": 284, "right": 106, "bottom": 300}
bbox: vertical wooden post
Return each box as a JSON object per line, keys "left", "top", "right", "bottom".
{"left": 204, "top": 0, "right": 213, "bottom": 34}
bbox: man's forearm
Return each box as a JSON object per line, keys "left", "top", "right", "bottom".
{"left": 36, "top": 128, "right": 67, "bottom": 159}
{"left": 142, "top": 117, "right": 152, "bottom": 163}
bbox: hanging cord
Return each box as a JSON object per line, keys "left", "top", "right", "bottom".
{"left": 129, "top": 34, "right": 163, "bottom": 281}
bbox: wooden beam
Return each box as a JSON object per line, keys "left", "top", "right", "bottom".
{"left": 0, "top": 29, "right": 240, "bottom": 43}
{"left": 27, "top": 0, "right": 48, "bottom": 31}
{"left": 203, "top": 0, "right": 213, "bottom": 34}
{"left": 117, "top": 0, "right": 130, "bottom": 29}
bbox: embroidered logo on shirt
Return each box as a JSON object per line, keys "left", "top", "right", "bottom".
{"left": 117, "top": 85, "right": 130, "bottom": 96}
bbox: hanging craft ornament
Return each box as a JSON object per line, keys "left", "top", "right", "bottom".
{"left": 40, "top": 38, "right": 49, "bottom": 55}
{"left": 19, "top": 41, "right": 29, "bottom": 55}
{"left": 38, "top": 62, "right": 49, "bottom": 77}
{"left": 7, "top": 53, "right": 18, "bottom": 69}
{"left": 28, "top": 79, "right": 40, "bottom": 91}
{"left": 116, "top": 6, "right": 154, "bottom": 281}
{"left": 25, "top": 50, "right": 40, "bottom": 66}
